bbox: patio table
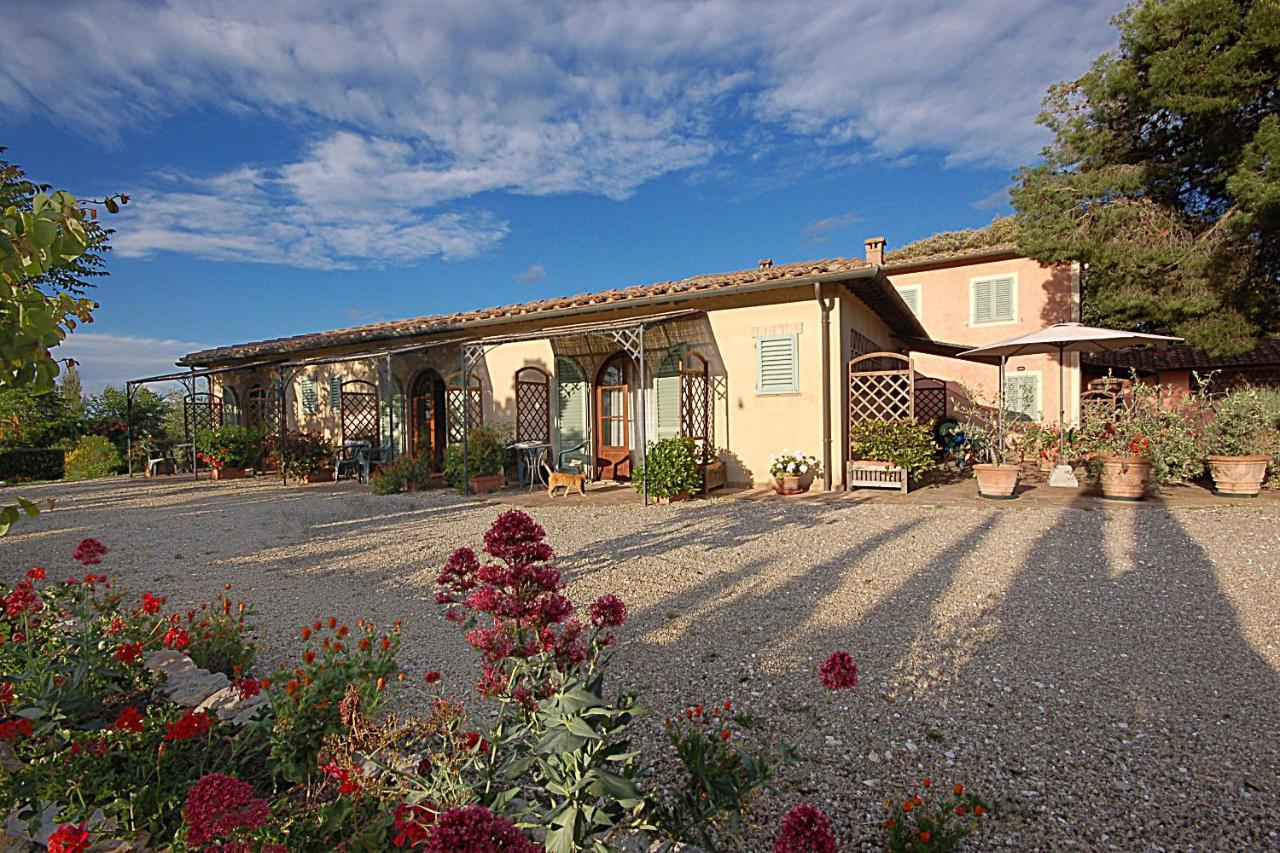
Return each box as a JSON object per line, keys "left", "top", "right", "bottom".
{"left": 507, "top": 440, "right": 552, "bottom": 492}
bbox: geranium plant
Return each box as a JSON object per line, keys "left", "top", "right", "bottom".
{"left": 1075, "top": 378, "right": 1206, "bottom": 485}
{"left": 769, "top": 450, "right": 819, "bottom": 480}
{"left": 263, "top": 430, "right": 333, "bottom": 478}
{"left": 195, "top": 425, "right": 266, "bottom": 470}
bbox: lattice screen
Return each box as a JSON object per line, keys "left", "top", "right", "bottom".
{"left": 679, "top": 351, "right": 713, "bottom": 463}
{"left": 184, "top": 393, "right": 223, "bottom": 437}
{"left": 515, "top": 369, "right": 550, "bottom": 442}
{"left": 848, "top": 352, "right": 915, "bottom": 459}
{"left": 913, "top": 377, "right": 948, "bottom": 426}
{"left": 340, "top": 381, "right": 380, "bottom": 444}
{"left": 245, "top": 387, "right": 280, "bottom": 433}
{"left": 447, "top": 386, "right": 483, "bottom": 444}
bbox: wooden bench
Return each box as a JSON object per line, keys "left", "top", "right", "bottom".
{"left": 846, "top": 460, "right": 908, "bottom": 494}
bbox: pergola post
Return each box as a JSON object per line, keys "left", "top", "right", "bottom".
{"left": 125, "top": 382, "right": 135, "bottom": 477}
{"left": 186, "top": 368, "right": 198, "bottom": 481}
{"left": 638, "top": 324, "right": 647, "bottom": 507}
{"left": 460, "top": 344, "right": 470, "bottom": 496}
{"left": 278, "top": 367, "right": 289, "bottom": 485}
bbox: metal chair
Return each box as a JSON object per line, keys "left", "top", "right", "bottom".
{"left": 142, "top": 443, "right": 176, "bottom": 477}
{"left": 556, "top": 440, "right": 590, "bottom": 477}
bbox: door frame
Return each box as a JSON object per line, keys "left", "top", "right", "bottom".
{"left": 410, "top": 368, "right": 447, "bottom": 471}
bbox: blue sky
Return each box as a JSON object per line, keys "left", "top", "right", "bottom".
{"left": 2, "top": 0, "right": 1124, "bottom": 391}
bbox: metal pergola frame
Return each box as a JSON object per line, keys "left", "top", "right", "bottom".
{"left": 458, "top": 309, "right": 702, "bottom": 506}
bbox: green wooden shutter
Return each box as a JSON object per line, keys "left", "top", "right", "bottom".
{"left": 973, "top": 280, "right": 994, "bottom": 324}
{"left": 300, "top": 376, "right": 319, "bottom": 414}
{"left": 329, "top": 375, "right": 342, "bottom": 409}
{"left": 993, "top": 277, "right": 1015, "bottom": 321}
{"left": 654, "top": 347, "right": 684, "bottom": 439}
{"left": 555, "top": 357, "right": 589, "bottom": 471}
{"left": 757, "top": 335, "right": 798, "bottom": 394}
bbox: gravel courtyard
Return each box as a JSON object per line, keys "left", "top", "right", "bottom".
{"left": 4, "top": 476, "right": 1279, "bottom": 850}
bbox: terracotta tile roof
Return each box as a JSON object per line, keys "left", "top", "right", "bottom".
{"left": 180, "top": 257, "right": 873, "bottom": 366}
{"left": 1083, "top": 338, "right": 1280, "bottom": 372}
{"left": 881, "top": 242, "right": 1020, "bottom": 270}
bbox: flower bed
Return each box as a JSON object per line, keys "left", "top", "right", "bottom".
{"left": 1, "top": 519, "right": 988, "bottom": 851}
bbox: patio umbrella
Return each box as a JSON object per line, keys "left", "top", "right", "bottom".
{"left": 959, "top": 323, "right": 1182, "bottom": 486}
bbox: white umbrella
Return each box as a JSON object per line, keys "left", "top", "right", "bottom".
{"left": 959, "top": 323, "right": 1182, "bottom": 486}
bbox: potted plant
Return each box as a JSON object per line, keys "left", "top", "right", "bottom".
{"left": 1202, "top": 388, "right": 1278, "bottom": 496}
{"left": 952, "top": 389, "right": 1019, "bottom": 499}
{"left": 769, "top": 450, "right": 820, "bottom": 495}
{"left": 1018, "top": 422, "right": 1067, "bottom": 473}
{"left": 443, "top": 426, "right": 506, "bottom": 493}
{"left": 701, "top": 447, "right": 728, "bottom": 492}
{"left": 196, "top": 426, "right": 265, "bottom": 480}
{"left": 264, "top": 430, "right": 335, "bottom": 483}
{"left": 634, "top": 436, "right": 702, "bottom": 503}
{"left": 847, "top": 419, "right": 936, "bottom": 494}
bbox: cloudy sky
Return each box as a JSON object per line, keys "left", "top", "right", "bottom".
{"left": 3, "top": 0, "right": 1125, "bottom": 390}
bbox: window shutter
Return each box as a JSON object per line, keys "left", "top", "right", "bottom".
{"left": 897, "top": 286, "right": 921, "bottom": 318}
{"left": 973, "top": 280, "right": 993, "bottom": 324}
{"left": 655, "top": 347, "right": 684, "bottom": 438}
{"left": 757, "top": 335, "right": 798, "bottom": 394}
{"left": 993, "top": 277, "right": 1014, "bottom": 321}
{"left": 554, "top": 357, "right": 589, "bottom": 471}
{"left": 300, "top": 376, "right": 318, "bottom": 414}
{"left": 1003, "top": 374, "right": 1041, "bottom": 420}
{"left": 329, "top": 375, "right": 342, "bottom": 409}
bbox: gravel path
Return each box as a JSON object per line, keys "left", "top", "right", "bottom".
{"left": 4, "top": 476, "right": 1279, "bottom": 851}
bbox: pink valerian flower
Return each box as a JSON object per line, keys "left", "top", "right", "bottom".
{"left": 425, "top": 805, "right": 538, "bottom": 853}
{"left": 393, "top": 802, "right": 437, "bottom": 847}
{"left": 772, "top": 803, "right": 839, "bottom": 853}
{"left": 182, "top": 774, "right": 271, "bottom": 846}
{"left": 436, "top": 547, "right": 482, "bottom": 606}
{"left": 26, "top": 567, "right": 45, "bottom": 581}
{"left": 819, "top": 650, "right": 858, "bottom": 691}
{"left": 162, "top": 626, "right": 190, "bottom": 649}
{"left": 47, "top": 822, "right": 91, "bottom": 853}
{"left": 482, "top": 510, "right": 555, "bottom": 569}
{"left": 588, "top": 594, "right": 627, "bottom": 629}
{"left": 72, "top": 538, "right": 108, "bottom": 567}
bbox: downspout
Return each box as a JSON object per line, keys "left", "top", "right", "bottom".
{"left": 815, "top": 282, "right": 835, "bottom": 491}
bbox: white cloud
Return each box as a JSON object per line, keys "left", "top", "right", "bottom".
{"left": 802, "top": 213, "right": 862, "bottom": 245}
{"left": 53, "top": 333, "right": 208, "bottom": 393}
{"left": 515, "top": 263, "right": 547, "bottom": 284}
{"left": 0, "top": 0, "right": 1124, "bottom": 267}
{"left": 972, "top": 187, "right": 1012, "bottom": 211}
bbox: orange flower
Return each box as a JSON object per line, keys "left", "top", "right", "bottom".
{"left": 313, "top": 620, "right": 322, "bottom": 631}
{"left": 902, "top": 800, "right": 914, "bottom": 813}
{"left": 359, "top": 638, "right": 371, "bottom": 651}
{"left": 380, "top": 636, "right": 391, "bottom": 651}
{"left": 304, "top": 650, "right": 316, "bottom": 664}
{"left": 955, "top": 805, "right": 966, "bottom": 815}
{"left": 285, "top": 680, "right": 298, "bottom": 694}
{"left": 224, "top": 582, "right": 232, "bottom": 590}
{"left": 884, "top": 818, "right": 894, "bottom": 829}
{"left": 920, "top": 831, "right": 931, "bottom": 843}
{"left": 328, "top": 617, "right": 337, "bottom": 629}
{"left": 720, "top": 729, "right": 730, "bottom": 741}
{"left": 337, "top": 625, "right": 349, "bottom": 638}
{"left": 922, "top": 778, "right": 932, "bottom": 787}
{"left": 973, "top": 805, "right": 985, "bottom": 816}
{"left": 333, "top": 642, "right": 344, "bottom": 653}
{"left": 260, "top": 678, "right": 271, "bottom": 689}
{"left": 376, "top": 677, "right": 386, "bottom": 691}
{"left": 954, "top": 783, "right": 964, "bottom": 795}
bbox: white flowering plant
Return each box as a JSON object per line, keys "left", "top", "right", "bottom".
{"left": 768, "top": 451, "right": 820, "bottom": 480}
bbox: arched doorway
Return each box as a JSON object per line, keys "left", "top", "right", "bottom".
{"left": 411, "top": 369, "right": 447, "bottom": 470}
{"left": 594, "top": 352, "right": 631, "bottom": 480}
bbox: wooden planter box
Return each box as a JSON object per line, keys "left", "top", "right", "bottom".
{"left": 468, "top": 474, "right": 505, "bottom": 494}
{"left": 701, "top": 461, "right": 727, "bottom": 492}
{"left": 846, "top": 460, "right": 907, "bottom": 494}
{"left": 302, "top": 469, "right": 334, "bottom": 484}
{"left": 652, "top": 491, "right": 691, "bottom": 505}
{"left": 211, "top": 466, "right": 247, "bottom": 481}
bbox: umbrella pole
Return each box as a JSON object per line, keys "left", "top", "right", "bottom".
{"left": 1059, "top": 344, "right": 1066, "bottom": 462}
{"left": 998, "top": 357, "right": 1006, "bottom": 460}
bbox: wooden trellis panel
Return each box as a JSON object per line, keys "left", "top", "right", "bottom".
{"left": 184, "top": 393, "right": 223, "bottom": 437}
{"left": 913, "top": 377, "right": 948, "bottom": 426}
{"left": 679, "top": 350, "right": 713, "bottom": 464}
{"left": 340, "top": 380, "right": 380, "bottom": 444}
{"left": 446, "top": 374, "right": 483, "bottom": 444}
{"left": 245, "top": 386, "right": 280, "bottom": 433}
{"left": 515, "top": 367, "right": 551, "bottom": 442}
{"left": 848, "top": 352, "right": 914, "bottom": 431}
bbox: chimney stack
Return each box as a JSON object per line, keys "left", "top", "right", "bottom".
{"left": 864, "top": 237, "right": 886, "bottom": 266}
{"left": 758, "top": 258, "right": 774, "bottom": 269}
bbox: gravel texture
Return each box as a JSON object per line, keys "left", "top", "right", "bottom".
{"left": 3, "top": 476, "right": 1279, "bottom": 851}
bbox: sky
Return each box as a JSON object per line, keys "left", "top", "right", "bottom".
{"left": 2, "top": 0, "right": 1126, "bottom": 392}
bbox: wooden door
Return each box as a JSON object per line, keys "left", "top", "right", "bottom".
{"left": 410, "top": 370, "right": 446, "bottom": 471}
{"left": 594, "top": 353, "right": 631, "bottom": 480}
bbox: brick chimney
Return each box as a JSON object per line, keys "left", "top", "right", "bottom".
{"left": 864, "top": 237, "right": 886, "bottom": 266}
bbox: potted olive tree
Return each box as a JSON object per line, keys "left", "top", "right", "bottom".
{"left": 952, "top": 389, "right": 1019, "bottom": 499}
{"left": 1203, "top": 388, "right": 1278, "bottom": 496}
{"left": 633, "top": 436, "right": 702, "bottom": 503}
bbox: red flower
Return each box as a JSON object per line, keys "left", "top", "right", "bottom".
{"left": 72, "top": 538, "right": 108, "bottom": 567}
{"left": 393, "top": 802, "right": 437, "bottom": 847}
{"left": 588, "top": 594, "right": 627, "bottom": 629}
{"left": 425, "top": 805, "right": 538, "bottom": 853}
{"left": 304, "top": 650, "right": 316, "bottom": 664}
{"left": 110, "top": 706, "right": 145, "bottom": 734}
{"left": 235, "top": 677, "right": 261, "bottom": 700}
{"left": 0, "top": 717, "right": 34, "bottom": 740}
{"left": 163, "top": 626, "right": 190, "bottom": 649}
{"left": 460, "top": 731, "right": 488, "bottom": 753}
{"left": 4, "top": 580, "right": 42, "bottom": 619}
{"left": 320, "top": 761, "right": 361, "bottom": 795}
{"left": 0, "top": 682, "right": 13, "bottom": 711}
{"left": 424, "top": 671, "right": 442, "bottom": 685}
{"left": 113, "top": 642, "right": 143, "bottom": 665}
{"left": 772, "top": 803, "right": 837, "bottom": 853}
{"left": 26, "top": 567, "right": 45, "bottom": 581}
{"left": 183, "top": 773, "right": 270, "bottom": 846}
{"left": 720, "top": 729, "right": 731, "bottom": 742}
{"left": 140, "top": 592, "right": 165, "bottom": 614}
{"left": 818, "top": 650, "right": 858, "bottom": 690}
{"left": 47, "top": 822, "right": 91, "bottom": 853}
{"left": 301, "top": 627, "right": 311, "bottom": 640}
{"left": 163, "top": 710, "right": 212, "bottom": 742}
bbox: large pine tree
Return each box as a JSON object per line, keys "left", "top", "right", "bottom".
{"left": 1012, "top": 0, "right": 1279, "bottom": 354}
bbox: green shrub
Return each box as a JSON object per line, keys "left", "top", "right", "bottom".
{"left": 1204, "top": 387, "right": 1280, "bottom": 457}
{"left": 0, "top": 448, "right": 65, "bottom": 481}
{"left": 442, "top": 425, "right": 506, "bottom": 489}
{"left": 849, "top": 419, "right": 937, "bottom": 479}
{"left": 195, "top": 425, "right": 265, "bottom": 470}
{"left": 370, "top": 452, "right": 432, "bottom": 495}
{"left": 263, "top": 430, "right": 333, "bottom": 478}
{"left": 65, "top": 435, "right": 121, "bottom": 480}
{"left": 633, "top": 436, "right": 702, "bottom": 498}
{"left": 1076, "top": 380, "right": 1205, "bottom": 485}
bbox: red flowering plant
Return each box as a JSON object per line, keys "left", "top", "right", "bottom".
{"left": 883, "top": 779, "right": 988, "bottom": 853}
{"left": 650, "top": 700, "right": 798, "bottom": 850}
{"left": 773, "top": 802, "right": 839, "bottom": 853}
{"left": 248, "top": 615, "right": 401, "bottom": 783}
{"left": 195, "top": 426, "right": 266, "bottom": 471}
{"left": 1076, "top": 376, "right": 1209, "bottom": 486}
{"left": 177, "top": 583, "right": 258, "bottom": 677}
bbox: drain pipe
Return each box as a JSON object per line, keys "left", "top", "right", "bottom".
{"left": 815, "top": 282, "right": 835, "bottom": 491}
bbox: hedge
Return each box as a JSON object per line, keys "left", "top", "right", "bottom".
{"left": 0, "top": 448, "right": 66, "bottom": 482}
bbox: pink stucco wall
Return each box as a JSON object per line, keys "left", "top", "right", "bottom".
{"left": 885, "top": 255, "right": 1081, "bottom": 425}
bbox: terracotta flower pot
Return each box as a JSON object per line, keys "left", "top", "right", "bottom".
{"left": 212, "top": 466, "right": 246, "bottom": 481}
{"left": 468, "top": 473, "right": 505, "bottom": 494}
{"left": 973, "top": 463, "right": 1019, "bottom": 499}
{"left": 773, "top": 474, "right": 810, "bottom": 495}
{"left": 426, "top": 473, "right": 445, "bottom": 490}
{"left": 303, "top": 469, "right": 334, "bottom": 484}
{"left": 653, "top": 491, "right": 690, "bottom": 504}
{"left": 1206, "top": 455, "right": 1269, "bottom": 497}
{"left": 1097, "top": 455, "right": 1151, "bottom": 500}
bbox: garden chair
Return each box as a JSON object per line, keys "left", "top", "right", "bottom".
{"left": 556, "top": 440, "right": 589, "bottom": 478}
{"left": 142, "top": 443, "right": 176, "bottom": 477}
{"left": 334, "top": 440, "right": 370, "bottom": 483}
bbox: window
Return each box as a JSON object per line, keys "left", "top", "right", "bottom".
{"left": 971, "top": 274, "right": 1017, "bottom": 325}
{"left": 329, "top": 375, "right": 342, "bottom": 409}
{"left": 300, "top": 376, "right": 319, "bottom": 414}
{"left": 895, "top": 284, "right": 922, "bottom": 319}
{"left": 756, "top": 334, "right": 798, "bottom": 394}
{"left": 1003, "top": 372, "right": 1042, "bottom": 421}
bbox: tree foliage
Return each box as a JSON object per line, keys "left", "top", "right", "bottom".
{"left": 1012, "top": 0, "right": 1280, "bottom": 354}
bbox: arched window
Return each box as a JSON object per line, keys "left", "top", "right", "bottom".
{"left": 514, "top": 366, "right": 551, "bottom": 442}
{"left": 221, "top": 386, "right": 241, "bottom": 428}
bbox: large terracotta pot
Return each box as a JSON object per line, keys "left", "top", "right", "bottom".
{"left": 1097, "top": 455, "right": 1151, "bottom": 500}
{"left": 773, "top": 474, "right": 810, "bottom": 495}
{"left": 468, "top": 474, "right": 505, "bottom": 494}
{"left": 211, "top": 466, "right": 246, "bottom": 481}
{"left": 973, "top": 463, "right": 1019, "bottom": 499}
{"left": 1207, "top": 455, "right": 1269, "bottom": 497}
{"left": 303, "top": 469, "right": 334, "bottom": 484}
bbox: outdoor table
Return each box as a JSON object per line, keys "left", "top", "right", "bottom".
{"left": 507, "top": 440, "right": 552, "bottom": 492}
